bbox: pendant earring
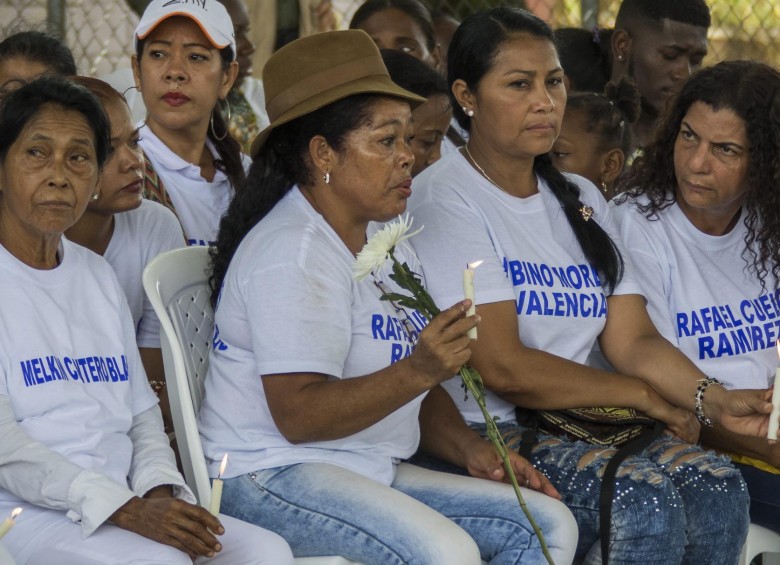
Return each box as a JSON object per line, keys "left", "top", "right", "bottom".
{"left": 600, "top": 178, "right": 608, "bottom": 195}
{"left": 324, "top": 170, "right": 331, "bottom": 184}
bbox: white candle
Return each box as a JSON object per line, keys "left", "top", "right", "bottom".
{"left": 769, "top": 342, "right": 780, "bottom": 440}
{"left": 0, "top": 508, "right": 22, "bottom": 540}
{"left": 463, "top": 261, "right": 483, "bottom": 340}
{"left": 208, "top": 453, "right": 228, "bottom": 516}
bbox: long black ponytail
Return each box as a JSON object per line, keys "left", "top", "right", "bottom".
{"left": 209, "top": 94, "right": 380, "bottom": 303}
{"left": 534, "top": 154, "right": 623, "bottom": 290}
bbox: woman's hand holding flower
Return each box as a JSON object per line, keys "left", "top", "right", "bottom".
{"left": 408, "top": 300, "right": 479, "bottom": 385}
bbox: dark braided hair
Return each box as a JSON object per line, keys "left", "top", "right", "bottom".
{"left": 566, "top": 76, "right": 641, "bottom": 156}
{"left": 449, "top": 7, "right": 624, "bottom": 291}
{"left": 209, "top": 94, "right": 380, "bottom": 302}
{"left": 617, "top": 60, "right": 780, "bottom": 291}
{"left": 135, "top": 39, "right": 245, "bottom": 192}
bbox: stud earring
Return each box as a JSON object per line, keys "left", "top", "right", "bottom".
{"left": 92, "top": 193, "right": 99, "bottom": 201}
{"left": 618, "top": 55, "right": 625, "bottom": 63}
{"left": 323, "top": 170, "right": 331, "bottom": 184}
{"left": 462, "top": 106, "right": 474, "bottom": 117}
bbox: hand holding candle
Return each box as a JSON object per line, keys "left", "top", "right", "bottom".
{"left": 0, "top": 508, "right": 22, "bottom": 540}
{"left": 463, "top": 261, "right": 483, "bottom": 340}
{"left": 208, "top": 453, "right": 228, "bottom": 516}
{"left": 769, "top": 342, "right": 780, "bottom": 440}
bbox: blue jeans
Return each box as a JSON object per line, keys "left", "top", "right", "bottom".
{"left": 734, "top": 463, "right": 780, "bottom": 533}
{"left": 466, "top": 421, "right": 749, "bottom": 565}
{"left": 220, "top": 461, "right": 578, "bottom": 565}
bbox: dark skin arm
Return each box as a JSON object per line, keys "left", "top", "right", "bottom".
{"left": 263, "top": 301, "right": 478, "bottom": 444}
{"left": 599, "top": 295, "right": 772, "bottom": 437}
{"left": 139, "top": 347, "right": 173, "bottom": 433}
{"left": 467, "top": 299, "right": 699, "bottom": 442}
{"left": 110, "top": 485, "right": 224, "bottom": 560}
{"left": 700, "top": 400, "right": 780, "bottom": 469}
{"left": 418, "top": 385, "right": 560, "bottom": 498}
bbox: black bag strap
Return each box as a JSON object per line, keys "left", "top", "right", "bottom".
{"left": 598, "top": 421, "right": 666, "bottom": 565}
{"left": 517, "top": 409, "right": 665, "bottom": 565}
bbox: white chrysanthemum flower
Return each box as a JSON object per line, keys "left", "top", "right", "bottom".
{"left": 352, "top": 214, "right": 423, "bottom": 281}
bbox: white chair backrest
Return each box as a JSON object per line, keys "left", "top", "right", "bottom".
{"left": 143, "top": 248, "right": 367, "bottom": 565}
{"left": 143, "top": 246, "right": 214, "bottom": 507}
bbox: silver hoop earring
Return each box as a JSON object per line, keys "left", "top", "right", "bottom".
{"left": 210, "top": 98, "right": 231, "bottom": 141}
{"left": 324, "top": 170, "right": 331, "bottom": 184}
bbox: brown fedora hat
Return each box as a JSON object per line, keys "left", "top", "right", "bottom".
{"left": 249, "top": 29, "right": 425, "bottom": 158}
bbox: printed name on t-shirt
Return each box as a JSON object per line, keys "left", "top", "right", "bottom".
{"left": 187, "top": 239, "right": 216, "bottom": 247}
{"left": 677, "top": 292, "right": 780, "bottom": 359}
{"left": 19, "top": 355, "right": 129, "bottom": 387}
{"left": 371, "top": 309, "right": 428, "bottom": 364}
{"left": 502, "top": 257, "right": 607, "bottom": 318}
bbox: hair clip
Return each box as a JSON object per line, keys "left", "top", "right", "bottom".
{"left": 580, "top": 206, "right": 594, "bottom": 221}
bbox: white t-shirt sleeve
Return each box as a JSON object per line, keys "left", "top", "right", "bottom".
{"left": 0, "top": 393, "right": 136, "bottom": 537}
{"left": 412, "top": 198, "right": 517, "bottom": 310}
{"left": 612, "top": 201, "right": 678, "bottom": 343}
{"left": 126, "top": 407, "right": 195, "bottom": 502}
{"left": 136, "top": 207, "right": 186, "bottom": 349}
{"left": 244, "top": 258, "right": 353, "bottom": 378}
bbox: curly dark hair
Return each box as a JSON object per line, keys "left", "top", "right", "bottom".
{"left": 617, "top": 60, "right": 780, "bottom": 289}
{"left": 208, "top": 94, "right": 380, "bottom": 303}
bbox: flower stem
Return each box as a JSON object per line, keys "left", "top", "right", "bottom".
{"left": 459, "top": 367, "right": 555, "bottom": 565}
{"left": 384, "top": 252, "right": 554, "bottom": 564}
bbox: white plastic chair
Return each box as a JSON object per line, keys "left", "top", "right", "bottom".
{"left": 739, "top": 523, "right": 780, "bottom": 565}
{"left": 143, "top": 246, "right": 361, "bottom": 565}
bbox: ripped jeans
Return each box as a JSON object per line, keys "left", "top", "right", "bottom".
{"left": 470, "top": 421, "right": 749, "bottom": 565}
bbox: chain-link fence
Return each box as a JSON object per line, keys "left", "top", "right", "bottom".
{"left": 2, "top": 0, "right": 779, "bottom": 76}
{"left": 1, "top": 0, "right": 139, "bottom": 77}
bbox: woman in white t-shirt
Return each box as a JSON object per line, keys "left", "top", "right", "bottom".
{"left": 65, "top": 77, "right": 185, "bottom": 434}
{"left": 613, "top": 60, "right": 780, "bottom": 534}
{"left": 131, "top": 0, "right": 247, "bottom": 246}
{"left": 0, "top": 76, "right": 292, "bottom": 565}
{"left": 199, "top": 29, "right": 578, "bottom": 564}
{"left": 409, "top": 8, "right": 774, "bottom": 565}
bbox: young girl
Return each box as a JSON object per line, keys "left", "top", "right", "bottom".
{"left": 550, "top": 77, "right": 640, "bottom": 200}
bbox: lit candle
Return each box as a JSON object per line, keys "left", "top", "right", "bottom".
{"left": 208, "top": 453, "right": 228, "bottom": 516}
{"left": 0, "top": 508, "right": 22, "bottom": 540}
{"left": 769, "top": 342, "right": 780, "bottom": 440}
{"left": 463, "top": 261, "right": 483, "bottom": 340}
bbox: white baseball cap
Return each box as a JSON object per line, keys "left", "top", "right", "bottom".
{"left": 134, "top": 0, "right": 236, "bottom": 61}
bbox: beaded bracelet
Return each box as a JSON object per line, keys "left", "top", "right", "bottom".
{"left": 695, "top": 377, "right": 722, "bottom": 427}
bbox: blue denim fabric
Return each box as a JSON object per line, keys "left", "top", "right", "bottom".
{"left": 465, "top": 421, "right": 749, "bottom": 565}
{"left": 219, "top": 461, "right": 578, "bottom": 565}
{"left": 734, "top": 463, "right": 780, "bottom": 533}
